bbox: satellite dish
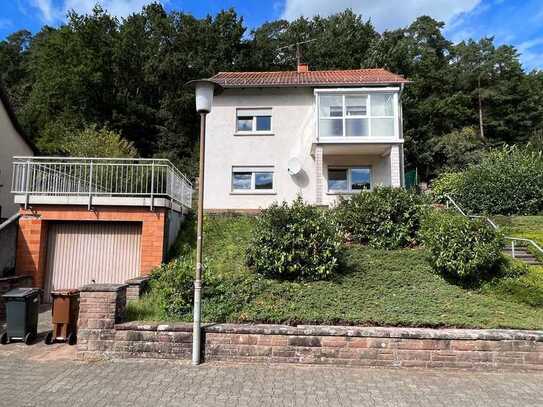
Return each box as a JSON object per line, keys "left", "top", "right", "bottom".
{"left": 288, "top": 158, "right": 302, "bottom": 175}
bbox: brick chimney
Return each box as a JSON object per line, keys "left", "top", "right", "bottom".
{"left": 297, "top": 63, "right": 309, "bottom": 73}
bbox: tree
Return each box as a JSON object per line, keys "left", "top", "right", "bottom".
{"left": 0, "top": 30, "right": 32, "bottom": 108}
{"left": 430, "top": 127, "right": 485, "bottom": 172}
{"left": 1, "top": 7, "right": 542, "bottom": 182}
{"left": 62, "top": 125, "right": 138, "bottom": 158}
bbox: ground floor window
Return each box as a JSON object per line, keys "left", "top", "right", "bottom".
{"left": 232, "top": 166, "right": 274, "bottom": 192}
{"left": 327, "top": 167, "right": 371, "bottom": 193}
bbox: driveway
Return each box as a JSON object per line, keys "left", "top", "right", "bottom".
{"left": 1, "top": 307, "right": 543, "bottom": 406}
{"left": 1, "top": 304, "right": 77, "bottom": 360}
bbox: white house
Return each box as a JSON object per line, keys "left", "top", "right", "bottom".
{"left": 204, "top": 64, "right": 408, "bottom": 212}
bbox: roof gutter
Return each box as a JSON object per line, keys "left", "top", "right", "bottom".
{"left": 216, "top": 82, "right": 408, "bottom": 90}
{"left": 399, "top": 83, "right": 406, "bottom": 187}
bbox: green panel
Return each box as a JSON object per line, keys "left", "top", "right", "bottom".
{"left": 405, "top": 169, "right": 418, "bottom": 189}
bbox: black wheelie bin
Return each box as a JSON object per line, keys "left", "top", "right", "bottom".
{"left": 0, "top": 288, "right": 41, "bottom": 345}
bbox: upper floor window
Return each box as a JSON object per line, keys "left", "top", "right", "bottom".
{"left": 236, "top": 108, "right": 272, "bottom": 133}
{"left": 317, "top": 93, "right": 395, "bottom": 138}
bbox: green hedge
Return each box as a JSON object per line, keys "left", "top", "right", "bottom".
{"left": 420, "top": 210, "right": 505, "bottom": 283}
{"left": 432, "top": 146, "right": 543, "bottom": 215}
{"left": 335, "top": 187, "right": 428, "bottom": 249}
{"left": 245, "top": 197, "right": 342, "bottom": 281}
{"left": 148, "top": 257, "right": 194, "bottom": 319}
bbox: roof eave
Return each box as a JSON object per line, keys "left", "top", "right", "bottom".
{"left": 216, "top": 81, "right": 409, "bottom": 89}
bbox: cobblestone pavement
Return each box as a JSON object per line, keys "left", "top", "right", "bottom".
{"left": 0, "top": 353, "right": 542, "bottom": 407}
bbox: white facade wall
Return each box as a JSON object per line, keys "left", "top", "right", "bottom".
{"left": 0, "top": 103, "right": 33, "bottom": 218}
{"left": 321, "top": 154, "right": 394, "bottom": 207}
{"left": 204, "top": 87, "right": 402, "bottom": 211}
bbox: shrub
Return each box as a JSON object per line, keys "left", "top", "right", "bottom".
{"left": 334, "top": 187, "right": 428, "bottom": 249}
{"left": 420, "top": 210, "right": 504, "bottom": 283}
{"left": 430, "top": 127, "right": 484, "bottom": 172}
{"left": 431, "top": 146, "right": 543, "bottom": 215}
{"left": 62, "top": 125, "right": 138, "bottom": 158}
{"left": 431, "top": 171, "right": 464, "bottom": 203}
{"left": 148, "top": 257, "right": 194, "bottom": 318}
{"left": 245, "top": 197, "right": 341, "bottom": 281}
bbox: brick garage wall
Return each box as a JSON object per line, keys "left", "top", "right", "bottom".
{"left": 16, "top": 206, "right": 167, "bottom": 289}
{"left": 0, "top": 275, "right": 32, "bottom": 321}
{"left": 75, "top": 286, "right": 543, "bottom": 370}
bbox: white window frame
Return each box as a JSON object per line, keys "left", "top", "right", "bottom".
{"left": 315, "top": 88, "right": 399, "bottom": 141}
{"left": 327, "top": 166, "right": 372, "bottom": 194}
{"left": 231, "top": 166, "right": 276, "bottom": 194}
{"left": 235, "top": 108, "right": 273, "bottom": 135}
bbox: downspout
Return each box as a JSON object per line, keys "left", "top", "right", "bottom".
{"left": 399, "top": 83, "right": 406, "bottom": 187}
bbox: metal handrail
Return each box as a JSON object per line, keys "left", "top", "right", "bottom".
{"left": 13, "top": 156, "right": 193, "bottom": 186}
{"left": 11, "top": 157, "right": 193, "bottom": 210}
{"left": 443, "top": 194, "right": 543, "bottom": 258}
{"left": 0, "top": 213, "right": 21, "bottom": 232}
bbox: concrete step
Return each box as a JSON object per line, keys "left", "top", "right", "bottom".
{"left": 502, "top": 247, "right": 541, "bottom": 266}
{"left": 502, "top": 253, "right": 536, "bottom": 259}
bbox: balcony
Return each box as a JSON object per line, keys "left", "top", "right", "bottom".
{"left": 11, "top": 157, "right": 193, "bottom": 212}
{"left": 314, "top": 88, "right": 403, "bottom": 153}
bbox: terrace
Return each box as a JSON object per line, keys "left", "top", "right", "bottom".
{"left": 11, "top": 157, "right": 193, "bottom": 212}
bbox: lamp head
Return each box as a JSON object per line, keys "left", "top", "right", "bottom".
{"left": 185, "top": 79, "right": 223, "bottom": 113}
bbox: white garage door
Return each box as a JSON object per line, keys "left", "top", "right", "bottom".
{"left": 44, "top": 222, "right": 142, "bottom": 302}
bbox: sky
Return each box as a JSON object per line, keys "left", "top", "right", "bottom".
{"left": 1, "top": 0, "right": 542, "bottom": 70}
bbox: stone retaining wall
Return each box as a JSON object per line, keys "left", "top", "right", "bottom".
{"left": 125, "top": 276, "right": 151, "bottom": 302}
{"left": 0, "top": 275, "right": 32, "bottom": 321}
{"left": 76, "top": 284, "right": 543, "bottom": 371}
{"left": 204, "top": 325, "right": 543, "bottom": 370}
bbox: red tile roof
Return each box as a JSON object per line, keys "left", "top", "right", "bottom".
{"left": 210, "top": 68, "right": 409, "bottom": 88}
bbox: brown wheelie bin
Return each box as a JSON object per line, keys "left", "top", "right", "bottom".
{"left": 45, "top": 289, "right": 79, "bottom": 345}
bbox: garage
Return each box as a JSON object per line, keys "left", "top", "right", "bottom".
{"left": 43, "top": 221, "right": 142, "bottom": 302}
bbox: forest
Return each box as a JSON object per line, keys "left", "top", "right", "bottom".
{"left": 1, "top": 4, "right": 542, "bottom": 180}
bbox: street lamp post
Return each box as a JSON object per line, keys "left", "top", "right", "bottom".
{"left": 185, "top": 79, "right": 223, "bottom": 366}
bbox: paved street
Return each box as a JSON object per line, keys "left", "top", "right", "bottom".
{"left": 0, "top": 351, "right": 542, "bottom": 407}
{"left": 1, "top": 308, "right": 543, "bottom": 406}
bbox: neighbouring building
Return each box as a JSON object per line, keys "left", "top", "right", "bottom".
{"left": 204, "top": 64, "right": 408, "bottom": 212}
{"left": 0, "top": 86, "right": 34, "bottom": 220}
{"left": 10, "top": 156, "right": 193, "bottom": 301}
{"left": 0, "top": 86, "right": 34, "bottom": 276}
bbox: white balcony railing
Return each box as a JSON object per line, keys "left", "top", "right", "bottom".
{"left": 12, "top": 157, "right": 193, "bottom": 211}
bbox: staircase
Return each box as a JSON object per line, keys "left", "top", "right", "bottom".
{"left": 444, "top": 194, "right": 543, "bottom": 267}
{"left": 502, "top": 245, "right": 542, "bottom": 266}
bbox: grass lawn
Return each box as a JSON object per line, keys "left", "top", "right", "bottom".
{"left": 128, "top": 215, "right": 543, "bottom": 330}
{"left": 494, "top": 215, "right": 543, "bottom": 246}
{"left": 494, "top": 215, "right": 543, "bottom": 261}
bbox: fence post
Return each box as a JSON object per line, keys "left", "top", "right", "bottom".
{"left": 24, "top": 160, "right": 31, "bottom": 209}
{"left": 511, "top": 240, "right": 516, "bottom": 259}
{"left": 88, "top": 160, "right": 93, "bottom": 211}
{"left": 150, "top": 161, "right": 155, "bottom": 211}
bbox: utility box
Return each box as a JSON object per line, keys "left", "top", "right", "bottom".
{"left": 46, "top": 289, "right": 79, "bottom": 345}
{"left": 0, "top": 288, "right": 41, "bottom": 345}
